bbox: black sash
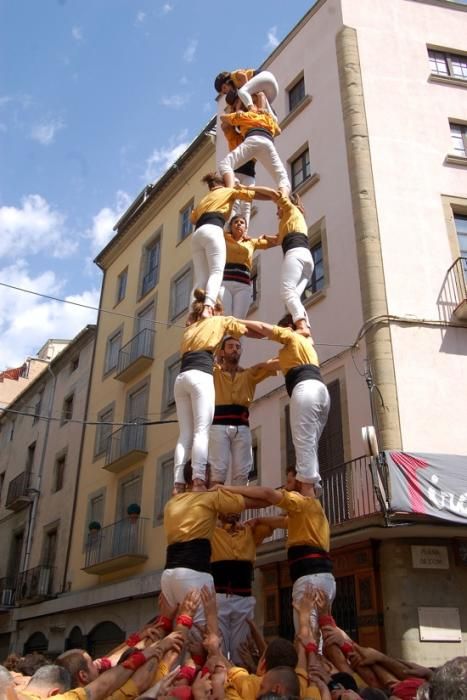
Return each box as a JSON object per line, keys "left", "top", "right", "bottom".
{"left": 195, "top": 212, "right": 226, "bottom": 229}
{"left": 282, "top": 232, "right": 310, "bottom": 254}
{"left": 165, "top": 539, "right": 212, "bottom": 573}
{"left": 285, "top": 364, "right": 322, "bottom": 398}
{"left": 287, "top": 544, "right": 333, "bottom": 583}
{"left": 213, "top": 404, "right": 250, "bottom": 427}
{"left": 212, "top": 560, "right": 253, "bottom": 596}
{"left": 223, "top": 262, "right": 250, "bottom": 285}
{"left": 180, "top": 351, "right": 214, "bottom": 375}
{"left": 245, "top": 127, "right": 274, "bottom": 142}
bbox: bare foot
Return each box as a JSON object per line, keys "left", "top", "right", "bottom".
{"left": 201, "top": 305, "right": 213, "bottom": 319}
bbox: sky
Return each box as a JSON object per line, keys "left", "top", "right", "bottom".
{"left": 0, "top": 0, "right": 316, "bottom": 369}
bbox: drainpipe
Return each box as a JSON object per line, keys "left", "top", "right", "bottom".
{"left": 22, "top": 360, "right": 57, "bottom": 573}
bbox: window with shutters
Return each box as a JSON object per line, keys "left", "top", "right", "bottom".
{"left": 95, "top": 405, "right": 114, "bottom": 458}
{"left": 170, "top": 265, "right": 192, "bottom": 321}
{"left": 104, "top": 329, "right": 122, "bottom": 375}
{"left": 117, "top": 471, "right": 142, "bottom": 520}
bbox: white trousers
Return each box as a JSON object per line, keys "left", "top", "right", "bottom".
{"left": 281, "top": 247, "right": 314, "bottom": 323}
{"left": 216, "top": 593, "right": 256, "bottom": 665}
{"left": 237, "top": 70, "right": 278, "bottom": 120}
{"left": 219, "top": 135, "right": 290, "bottom": 193}
{"left": 161, "top": 568, "right": 214, "bottom": 628}
{"left": 219, "top": 280, "right": 252, "bottom": 319}
{"left": 191, "top": 223, "right": 226, "bottom": 307}
{"left": 231, "top": 172, "right": 255, "bottom": 226}
{"left": 208, "top": 424, "right": 252, "bottom": 484}
{"left": 292, "top": 573, "right": 336, "bottom": 634}
{"left": 290, "top": 379, "right": 330, "bottom": 485}
{"left": 174, "top": 370, "right": 215, "bottom": 483}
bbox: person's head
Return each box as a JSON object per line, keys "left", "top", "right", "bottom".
{"left": 263, "top": 639, "right": 298, "bottom": 672}
{"left": 26, "top": 665, "right": 72, "bottom": 697}
{"left": 276, "top": 193, "right": 305, "bottom": 220}
{"left": 183, "top": 460, "right": 212, "bottom": 489}
{"left": 17, "top": 654, "right": 50, "bottom": 677}
{"left": 328, "top": 672, "right": 360, "bottom": 698}
{"left": 214, "top": 72, "right": 234, "bottom": 95}
{"left": 3, "top": 655, "right": 21, "bottom": 673}
{"left": 56, "top": 649, "right": 98, "bottom": 688}
{"left": 201, "top": 172, "right": 224, "bottom": 190}
{"left": 360, "top": 690, "right": 388, "bottom": 700}
{"left": 228, "top": 215, "right": 248, "bottom": 241}
{"left": 219, "top": 336, "right": 242, "bottom": 366}
{"left": 218, "top": 512, "right": 241, "bottom": 526}
{"left": 258, "top": 667, "right": 300, "bottom": 698}
{"left": 277, "top": 313, "right": 296, "bottom": 331}
{"left": 187, "top": 289, "right": 223, "bottom": 324}
{"left": 417, "top": 657, "right": 467, "bottom": 700}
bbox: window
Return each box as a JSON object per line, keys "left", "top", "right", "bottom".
{"left": 95, "top": 406, "right": 114, "bottom": 457}
{"left": 32, "top": 393, "right": 43, "bottom": 425}
{"left": 42, "top": 528, "right": 58, "bottom": 570}
{"left": 88, "top": 493, "right": 104, "bottom": 528}
{"left": 116, "top": 268, "right": 128, "bottom": 305}
{"left": 450, "top": 122, "right": 467, "bottom": 158}
{"left": 62, "top": 394, "right": 74, "bottom": 424}
{"left": 117, "top": 472, "right": 142, "bottom": 520}
{"left": 170, "top": 266, "right": 192, "bottom": 320}
{"left": 141, "top": 235, "right": 161, "bottom": 297}
{"left": 455, "top": 214, "right": 467, "bottom": 260}
{"left": 302, "top": 241, "right": 325, "bottom": 301}
{"left": 179, "top": 201, "right": 194, "bottom": 241}
{"left": 0, "top": 472, "right": 5, "bottom": 502}
{"left": 288, "top": 76, "right": 305, "bottom": 112}
{"left": 162, "top": 354, "right": 181, "bottom": 413}
{"left": 26, "top": 442, "right": 36, "bottom": 473}
{"left": 104, "top": 329, "right": 122, "bottom": 374}
{"left": 428, "top": 49, "right": 467, "bottom": 81}
{"left": 53, "top": 454, "right": 66, "bottom": 492}
{"left": 155, "top": 456, "right": 174, "bottom": 522}
{"left": 291, "top": 148, "right": 310, "bottom": 191}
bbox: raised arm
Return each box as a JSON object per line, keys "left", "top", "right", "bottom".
{"left": 240, "top": 320, "right": 277, "bottom": 340}
{"left": 215, "top": 484, "right": 282, "bottom": 506}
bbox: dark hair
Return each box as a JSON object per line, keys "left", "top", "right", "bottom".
{"left": 214, "top": 71, "right": 231, "bottom": 92}
{"left": 17, "top": 653, "right": 50, "bottom": 677}
{"left": 27, "top": 664, "right": 72, "bottom": 692}
{"left": 187, "top": 288, "right": 223, "bottom": 323}
{"left": 277, "top": 314, "right": 296, "bottom": 330}
{"left": 264, "top": 639, "right": 298, "bottom": 671}
{"left": 201, "top": 172, "right": 224, "bottom": 189}
{"left": 228, "top": 215, "right": 247, "bottom": 231}
{"left": 263, "top": 667, "right": 300, "bottom": 697}
{"left": 328, "top": 672, "right": 359, "bottom": 693}
{"left": 3, "top": 654, "right": 21, "bottom": 672}
{"left": 225, "top": 88, "right": 238, "bottom": 106}
{"left": 359, "top": 689, "right": 389, "bottom": 700}
{"left": 56, "top": 650, "right": 89, "bottom": 688}
{"left": 220, "top": 335, "right": 240, "bottom": 351}
{"left": 288, "top": 193, "right": 305, "bottom": 215}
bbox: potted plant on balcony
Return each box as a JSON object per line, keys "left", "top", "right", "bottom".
{"left": 127, "top": 503, "right": 141, "bottom": 524}
{"left": 88, "top": 521, "right": 101, "bottom": 535}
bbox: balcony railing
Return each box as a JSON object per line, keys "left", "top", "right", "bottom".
{"left": 322, "top": 455, "right": 381, "bottom": 526}
{"left": 104, "top": 422, "right": 147, "bottom": 473}
{"left": 0, "top": 577, "right": 16, "bottom": 609}
{"left": 83, "top": 517, "right": 149, "bottom": 574}
{"left": 115, "top": 328, "right": 155, "bottom": 382}
{"left": 445, "top": 256, "right": 467, "bottom": 321}
{"left": 5, "top": 471, "right": 33, "bottom": 511}
{"left": 15, "top": 565, "right": 54, "bottom": 604}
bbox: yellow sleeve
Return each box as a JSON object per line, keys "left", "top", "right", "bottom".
{"left": 105, "top": 679, "right": 139, "bottom": 700}
{"left": 296, "top": 667, "right": 313, "bottom": 697}
{"left": 252, "top": 236, "right": 271, "bottom": 251}
{"left": 215, "top": 489, "right": 245, "bottom": 515}
{"left": 232, "top": 187, "right": 256, "bottom": 203}
{"left": 252, "top": 522, "right": 273, "bottom": 544}
{"left": 276, "top": 489, "right": 304, "bottom": 513}
{"left": 223, "top": 316, "right": 247, "bottom": 337}
{"left": 154, "top": 661, "right": 169, "bottom": 682}
{"left": 226, "top": 668, "right": 260, "bottom": 700}
{"left": 247, "top": 364, "right": 277, "bottom": 385}
{"left": 304, "top": 685, "right": 322, "bottom": 699}
{"left": 270, "top": 324, "right": 294, "bottom": 345}
{"left": 52, "top": 691, "right": 88, "bottom": 700}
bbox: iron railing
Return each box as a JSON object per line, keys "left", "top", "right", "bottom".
{"left": 84, "top": 517, "right": 148, "bottom": 569}
{"left": 0, "top": 577, "right": 16, "bottom": 607}
{"left": 5, "top": 471, "right": 31, "bottom": 509}
{"left": 445, "top": 256, "right": 467, "bottom": 310}
{"left": 105, "top": 423, "right": 146, "bottom": 466}
{"left": 116, "top": 328, "right": 155, "bottom": 375}
{"left": 16, "top": 565, "right": 54, "bottom": 602}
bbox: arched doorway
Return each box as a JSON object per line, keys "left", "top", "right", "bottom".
{"left": 23, "top": 631, "right": 48, "bottom": 655}
{"left": 87, "top": 621, "right": 125, "bottom": 658}
{"left": 65, "top": 625, "right": 85, "bottom": 651}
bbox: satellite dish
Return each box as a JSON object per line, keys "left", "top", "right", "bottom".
{"left": 361, "top": 425, "right": 379, "bottom": 457}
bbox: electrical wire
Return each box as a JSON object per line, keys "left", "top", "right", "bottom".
{"left": 0, "top": 405, "right": 178, "bottom": 426}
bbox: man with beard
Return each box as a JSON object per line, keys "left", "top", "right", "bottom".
{"left": 208, "top": 336, "right": 277, "bottom": 485}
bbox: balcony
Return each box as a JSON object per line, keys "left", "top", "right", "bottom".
{"left": 5, "top": 471, "right": 33, "bottom": 511}
{"left": 15, "top": 566, "right": 54, "bottom": 605}
{"left": 104, "top": 423, "right": 147, "bottom": 473}
{"left": 0, "top": 577, "right": 16, "bottom": 610}
{"left": 83, "top": 517, "right": 149, "bottom": 574}
{"left": 445, "top": 256, "right": 467, "bottom": 321}
{"left": 322, "top": 455, "right": 381, "bottom": 526}
{"left": 115, "top": 329, "right": 155, "bottom": 383}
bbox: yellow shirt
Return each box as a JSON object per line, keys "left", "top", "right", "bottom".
{"left": 269, "top": 325, "right": 319, "bottom": 375}
{"left": 277, "top": 489, "right": 330, "bottom": 551}
{"left": 225, "top": 233, "right": 272, "bottom": 270}
{"left": 213, "top": 364, "right": 276, "bottom": 408}
{"left": 277, "top": 192, "right": 308, "bottom": 243}
{"left": 230, "top": 68, "right": 256, "bottom": 88}
{"left": 106, "top": 679, "right": 139, "bottom": 700}
{"left": 191, "top": 186, "right": 254, "bottom": 224}
{"left": 180, "top": 316, "right": 247, "bottom": 355}
{"left": 211, "top": 522, "right": 273, "bottom": 563}
{"left": 222, "top": 110, "right": 281, "bottom": 138}
{"left": 164, "top": 489, "right": 245, "bottom": 544}
{"left": 226, "top": 666, "right": 308, "bottom": 700}
{"left": 304, "top": 686, "right": 323, "bottom": 699}
{"left": 21, "top": 691, "right": 87, "bottom": 700}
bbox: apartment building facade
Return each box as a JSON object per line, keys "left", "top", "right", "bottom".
{"left": 2, "top": 0, "right": 466, "bottom": 664}
{"left": 0, "top": 327, "right": 96, "bottom": 658}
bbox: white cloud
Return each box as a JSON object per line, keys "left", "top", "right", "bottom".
{"left": 144, "top": 130, "right": 189, "bottom": 182}
{"left": 0, "top": 194, "right": 76, "bottom": 258}
{"left": 0, "top": 260, "right": 99, "bottom": 369}
{"left": 264, "top": 26, "right": 279, "bottom": 50}
{"left": 160, "top": 93, "right": 190, "bottom": 109}
{"left": 135, "top": 10, "right": 146, "bottom": 24}
{"left": 85, "top": 190, "right": 132, "bottom": 256}
{"left": 161, "top": 3, "right": 173, "bottom": 14}
{"left": 183, "top": 39, "right": 198, "bottom": 63}
{"left": 72, "top": 26, "right": 83, "bottom": 42}
{"left": 31, "top": 117, "right": 64, "bottom": 145}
